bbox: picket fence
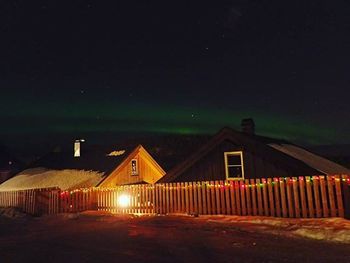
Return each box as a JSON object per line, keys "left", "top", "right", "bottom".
{"left": 0, "top": 175, "right": 349, "bottom": 218}
{"left": 0, "top": 187, "right": 60, "bottom": 215}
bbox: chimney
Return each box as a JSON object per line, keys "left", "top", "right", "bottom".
{"left": 241, "top": 118, "right": 255, "bottom": 135}
{"left": 74, "top": 139, "right": 85, "bottom": 157}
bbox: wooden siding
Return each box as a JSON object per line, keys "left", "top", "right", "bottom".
{"left": 172, "top": 140, "right": 317, "bottom": 182}
{"left": 100, "top": 147, "right": 165, "bottom": 186}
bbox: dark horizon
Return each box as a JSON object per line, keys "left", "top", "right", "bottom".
{"left": 2, "top": 129, "right": 350, "bottom": 166}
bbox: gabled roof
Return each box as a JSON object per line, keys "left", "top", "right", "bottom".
{"left": 0, "top": 144, "right": 141, "bottom": 190}
{"left": 27, "top": 144, "right": 137, "bottom": 175}
{"left": 0, "top": 142, "right": 168, "bottom": 190}
{"left": 134, "top": 135, "right": 211, "bottom": 171}
{"left": 158, "top": 127, "right": 349, "bottom": 183}
{"left": 97, "top": 145, "right": 165, "bottom": 186}
{"left": 5, "top": 135, "right": 208, "bottom": 185}
{"left": 269, "top": 143, "right": 350, "bottom": 175}
{"left": 247, "top": 133, "right": 350, "bottom": 174}
{"left": 0, "top": 168, "right": 104, "bottom": 191}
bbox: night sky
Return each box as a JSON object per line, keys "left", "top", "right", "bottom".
{"left": 1, "top": 0, "right": 350, "bottom": 150}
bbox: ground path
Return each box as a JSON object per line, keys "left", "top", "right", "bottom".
{"left": 0, "top": 211, "right": 349, "bottom": 263}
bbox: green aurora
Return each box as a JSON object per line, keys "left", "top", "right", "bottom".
{"left": 1, "top": 98, "right": 346, "bottom": 145}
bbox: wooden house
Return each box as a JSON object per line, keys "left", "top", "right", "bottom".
{"left": 157, "top": 126, "right": 350, "bottom": 183}
{"left": 0, "top": 143, "right": 165, "bottom": 191}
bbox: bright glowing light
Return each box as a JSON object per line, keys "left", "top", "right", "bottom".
{"left": 117, "top": 194, "right": 131, "bottom": 208}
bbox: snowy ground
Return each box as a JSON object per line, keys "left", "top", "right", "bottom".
{"left": 0, "top": 209, "right": 349, "bottom": 263}
{"left": 196, "top": 215, "right": 350, "bottom": 244}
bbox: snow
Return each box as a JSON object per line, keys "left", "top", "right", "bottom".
{"left": 0, "top": 207, "right": 28, "bottom": 218}
{"left": 0, "top": 168, "right": 105, "bottom": 191}
{"left": 198, "top": 215, "right": 350, "bottom": 244}
{"left": 2, "top": 213, "right": 349, "bottom": 262}
{"left": 269, "top": 143, "right": 350, "bottom": 174}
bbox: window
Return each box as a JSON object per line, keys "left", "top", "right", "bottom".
{"left": 224, "top": 151, "right": 244, "bottom": 180}
{"left": 131, "top": 159, "right": 138, "bottom": 176}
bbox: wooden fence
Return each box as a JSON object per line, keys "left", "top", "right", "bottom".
{"left": 151, "top": 175, "right": 348, "bottom": 218}
{"left": 60, "top": 184, "right": 155, "bottom": 214}
{"left": 0, "top": 187, "right": 60, "bottom": 215}
{"left": 1, "top": 175, "right": 350, "bottom": 218}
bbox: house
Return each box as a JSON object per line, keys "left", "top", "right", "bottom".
{"left": 1, "top": 119, "right": 349, "bottom": 190}
{"left": 0, "top": 142, "right": 165, "bottom": 191}
{"left": 157, "top": 120, "right": 350, "bottom": 183}
{"left": 97, "top": 144, "right": 165, "bottom": 187}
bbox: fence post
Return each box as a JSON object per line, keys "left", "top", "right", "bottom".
{"left": 342, "top": 176, "right": 350, "bottom": 219}
{"left": 90, "top": 188, "right": 97, "bottom": 210}
{"left": 33, "top": 190, "right": 40, "bottom": 216}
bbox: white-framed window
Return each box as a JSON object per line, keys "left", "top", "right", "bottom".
{"left": 224, "top": 151, "right": 244, "bottom": 180}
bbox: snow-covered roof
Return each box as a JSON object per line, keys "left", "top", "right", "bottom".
{"left": 0, "top": 168, "right": 105, "bottom": 191}
{"left": 269, "top": 143, "right": 350, "bottom": 175}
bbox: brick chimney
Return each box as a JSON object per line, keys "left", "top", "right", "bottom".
{"left": 241, "top": 118, "right": 255, "bottom": 135}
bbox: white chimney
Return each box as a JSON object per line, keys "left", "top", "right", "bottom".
{"left": 74, "top": 139, "right": 85, "bottom": 157}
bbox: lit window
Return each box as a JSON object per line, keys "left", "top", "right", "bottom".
{"left": 131, "top": 159, "right": 138, "bottom": 176}
{"left": 224, "top": 151, "right": 244, "bottom": 180}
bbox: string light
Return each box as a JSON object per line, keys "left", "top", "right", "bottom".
{"left": 57, "top": 175, "right": 350, "bottom": 201}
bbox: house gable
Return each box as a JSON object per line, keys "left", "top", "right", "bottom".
{"left": 99, "top": 145, "right": 165, "bottom": 186}
{"left": 158, "top": 127, "right": 321, "bottom": 183}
